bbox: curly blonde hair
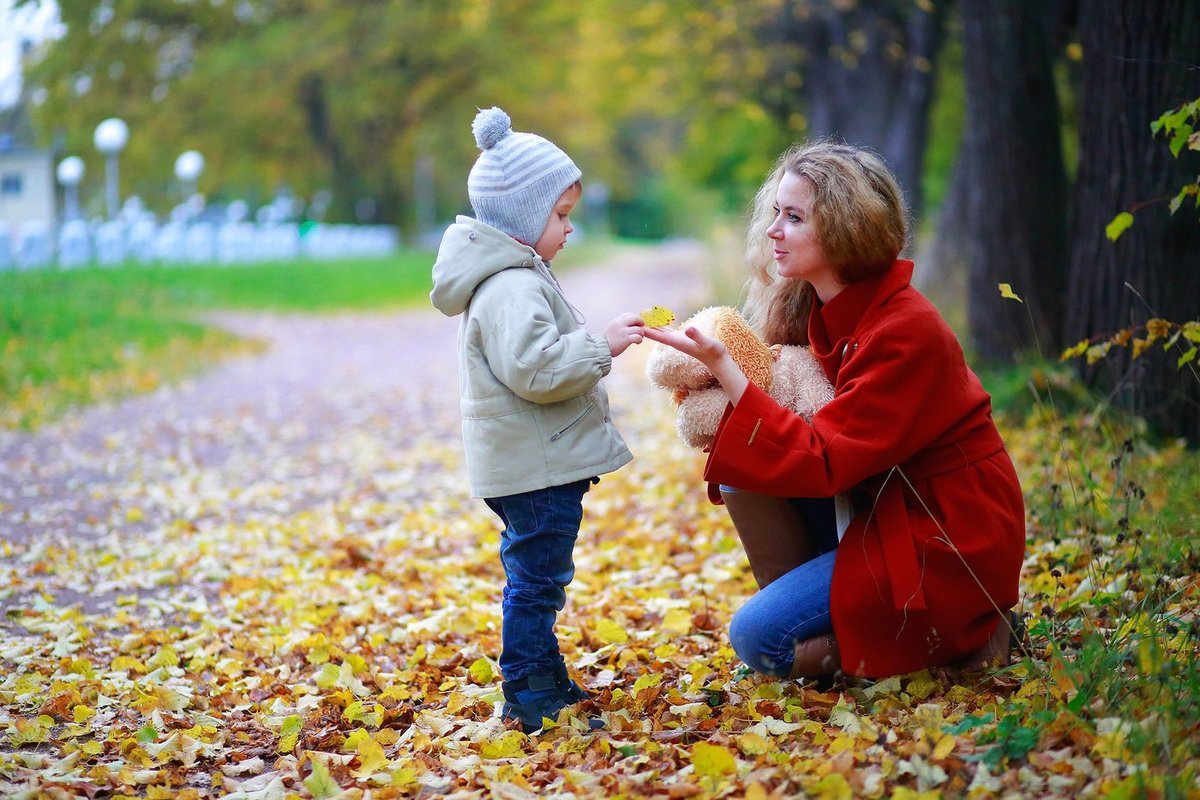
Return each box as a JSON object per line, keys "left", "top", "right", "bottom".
{"left": 741, "top": 140, "right": 908, "bottom": 346}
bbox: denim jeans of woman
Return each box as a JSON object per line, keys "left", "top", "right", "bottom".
{"left": 485, "top": 478, "right": 591, "bottom": 683}
{"left": 724, "top": 491, "right": 840, "bottom": 676}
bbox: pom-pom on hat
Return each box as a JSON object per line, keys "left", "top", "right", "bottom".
{"left": 467, "top": 107, "right": 582, "bottom": 247}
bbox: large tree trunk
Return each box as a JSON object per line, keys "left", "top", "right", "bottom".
{"left": 1066, "top": 0, "right": 1200, "bottom": 444}
{"left": 959, "top": 0, "right": 1068, "bottom": 364}
{"left": 761, "top": 0, "right": 949, "bottom": 225}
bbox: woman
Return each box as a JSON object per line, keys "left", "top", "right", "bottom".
{"left": 644, "top": 141, "right": 1026, "bottom": 680}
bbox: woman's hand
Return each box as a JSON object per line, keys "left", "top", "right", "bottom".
{"left": 644, "top": 325, "right": 750, "bottom": 406}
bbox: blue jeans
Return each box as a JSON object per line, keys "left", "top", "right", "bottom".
{"left": 725, "top": 492, "right": 839, "bottom": 677}
{"left": 485, "top": 478, "right": 592, "bottom": 683}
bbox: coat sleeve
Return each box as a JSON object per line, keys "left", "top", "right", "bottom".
{"left": 705, "top": 310, "right": 983, "bottom": 496}
{"left": 474, "top": 273, "right": 613, "bottom": 404}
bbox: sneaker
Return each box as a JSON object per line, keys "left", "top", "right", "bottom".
{"left": 502, "top": 673, "right": 568, "bottom": 732}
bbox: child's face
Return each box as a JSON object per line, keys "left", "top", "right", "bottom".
{"left": 533, "top": 183, "right": 582, "bottom": 262}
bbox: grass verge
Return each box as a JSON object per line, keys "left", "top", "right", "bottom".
{"left": 1, "top": 252, "right": 435, "bottom": 431}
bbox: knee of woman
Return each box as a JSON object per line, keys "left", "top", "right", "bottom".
{"left": 729, "top": 609, "right": 793, "bottom": 677}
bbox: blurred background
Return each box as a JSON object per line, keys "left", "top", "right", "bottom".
{"left": 1, "top": 0, "right": 1198, "bottom": 440}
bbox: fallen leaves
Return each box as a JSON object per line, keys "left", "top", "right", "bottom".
{"left": 1, "top": 338, "right": 1197, "bottom": 798}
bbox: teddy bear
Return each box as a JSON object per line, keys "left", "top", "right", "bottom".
{"left": 646, "top": 306, "right": 835, "bottom": 450}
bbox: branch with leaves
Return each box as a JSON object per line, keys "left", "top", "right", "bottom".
{"left": 1106, "top": 97, "right": 1200, "bottom": 241}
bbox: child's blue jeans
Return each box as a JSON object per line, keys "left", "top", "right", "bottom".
{"left": 725, "top": 493, "right": 840, "bottom": 677}
{"left": 484, "top": 478, "right": 592, "bottom": 683}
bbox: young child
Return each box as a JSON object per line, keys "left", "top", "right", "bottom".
{"left": 430, "top": 107, "right": 644, "bottom": 731}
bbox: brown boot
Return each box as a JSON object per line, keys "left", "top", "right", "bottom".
{"left": 953, "top": 610, "right": 1028, "bottom": 671}
{"left": 788, "top": 633, "right": 841, "bottom": 679}
{"left": 721, "top": 489, "right": 818, "bottom": 589}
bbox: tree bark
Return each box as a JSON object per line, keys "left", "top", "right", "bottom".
{"left": 959, "top": 0, "right": 1069, "bottom": 364}
{"left": 1066, "top": 0, "right": 1200, "bottom": 443}
{"left": 761, "top": 0, "right": 949, "bottom": 225}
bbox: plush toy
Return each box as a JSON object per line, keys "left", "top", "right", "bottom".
{"left": 646, "top": 306, "right": 835, "bottom": 449}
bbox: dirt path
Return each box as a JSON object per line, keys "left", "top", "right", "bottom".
{"left": 0, "top": 241, "right": 711, "bottom": 615}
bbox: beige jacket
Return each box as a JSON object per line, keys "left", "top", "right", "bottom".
{"left": 430, "top": 216, "right": 632, "bottom": 497}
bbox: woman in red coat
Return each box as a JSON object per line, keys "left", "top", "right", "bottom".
{"left": 644, "top": 141, "right": 1026, "bottom": 679}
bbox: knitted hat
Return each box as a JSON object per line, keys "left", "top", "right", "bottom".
{"left": 468, "top": 107, "right": 582, "bottom": 246}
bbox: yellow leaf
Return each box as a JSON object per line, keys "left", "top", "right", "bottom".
{"left": 468, "top": 657, "right": 494, "bottom": 685}
{"left": 1105, "top": 211, "right": 1134, "bottom": 241}
{"left": 481, "top": 729, "right": 528, "bottom": 759}
{"left": 691, "top": 740, "right": 737, "bottom": 778}
{"left": 304, "top": 756, "right": 340, "bottom": 799}
{"left": 997, "top": 283, "right": 1024, "bottom": 303}
{"left": 738, "top": 732, "right": 771, "bottom": 756}
{"left": 810, "top": 773, "right": 853, "bottom": 800}
{"left": 593, "top": 618, "right": 629, "bottom": 645}
{"left": 932, "top": 733, "right": 956, "bottom": 760}
{"left": 345, "top": 729, "right": 390, "bottom": 777}
{"left": 745, "top": 783, "right": 770, "bottom": 800}
{"left": 73, "top": 704, "right": 96, "bottom": 723}
{"left": 80, "top": 740, "right": 104, "bottom": 756}
{"left": 632, "top": 672, "right": 663, "bottom": 695}
{"left": 147, "top": 646, "right": 179, "bottom": 670}
{"left": 640, "top": 305, "right": 676, "bottom": 327}
{"left": 661, "top": 608, "right": 692, "bottom": 635}
{"left": 111, "top": 656, "right": 147, "bottom": 674}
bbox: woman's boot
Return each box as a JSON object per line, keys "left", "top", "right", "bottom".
{"left": 788, "top": 633, "right": 841, "bottom": 679}
{"left": 720, "top": 488, "right": 818, "bottom": 588}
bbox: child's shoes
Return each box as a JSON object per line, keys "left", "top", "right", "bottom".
{"left": 502, "top": 671, "right": 603, "bottom": 732}
{"left": 553, "top": 665, "right": 592, "bottom": 703}
{"left": 501, "top": 673, "right": 568, "bottom": 732}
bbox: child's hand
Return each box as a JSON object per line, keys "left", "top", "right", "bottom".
{"left": 605, "top": 313, "right": 646, "bottom": 357}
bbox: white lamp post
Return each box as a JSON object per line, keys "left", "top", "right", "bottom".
{"left": 56, "top": 156, "right": 85, "bottom": 222}
{"left": 174, "top": 150, "right": 204, "bottom": 201}
{"left": 93, "top": 117, "right": 128, "bottom": 220}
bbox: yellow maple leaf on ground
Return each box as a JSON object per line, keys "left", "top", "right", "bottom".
{"left": 691, "top": 740, "right": 737, "bottom": 778}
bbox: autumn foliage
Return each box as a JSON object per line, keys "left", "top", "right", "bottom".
{"left": 2, "top": 338, "right": 1197, "bottom": 798}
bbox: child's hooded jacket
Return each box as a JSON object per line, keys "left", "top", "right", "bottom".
{"left": 431, "top": 216, "right": 632, "bottom": 497}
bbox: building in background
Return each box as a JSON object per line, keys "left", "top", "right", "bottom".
{"left": 0, "top": 99, "right": 53, "bottom": 226}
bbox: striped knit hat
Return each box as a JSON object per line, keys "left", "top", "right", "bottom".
{"left": 468, "top": 107, "right": 582, "bottom": 246}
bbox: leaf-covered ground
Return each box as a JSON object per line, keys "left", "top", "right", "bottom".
{"left": 2, "top": 248, "right": 1197, "bottom": 798}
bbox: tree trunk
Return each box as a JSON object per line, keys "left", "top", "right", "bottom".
{"left": 959, "top": 0, "right": 1069, "bottom": 364}
{"left": 1066, "top": 0, "right": 1200, "bottom": 444}
{"left": 762, "top": 0, "right": 949, "bottom": 225}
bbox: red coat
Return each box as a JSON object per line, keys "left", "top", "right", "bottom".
{"left": 705, "top": 260, "right": 1025, "bottom": 677}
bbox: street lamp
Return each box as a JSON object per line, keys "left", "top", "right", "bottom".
{"left": 93, "top": 117, "right": 128, "bottom": 220}
{"left": 174, "top": 150, "right": 204, "bottom": 201}
{"left": 56, "top": 156, "right": 84, "bottom": 222}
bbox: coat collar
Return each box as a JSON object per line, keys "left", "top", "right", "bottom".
{"left": 809, "top": 259, "right": 914, "bottom": 380}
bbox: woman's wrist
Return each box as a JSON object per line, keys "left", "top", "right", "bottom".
{"left": 710, "top": 354, "right": 750, "bottom": 406}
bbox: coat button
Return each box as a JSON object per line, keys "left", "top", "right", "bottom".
{"left": 469, "top": 232, "right": 477, "bottom": 240}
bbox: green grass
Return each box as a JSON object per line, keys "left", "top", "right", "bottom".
{"left": 0, "top": 252, "right": 436, "bottom": 430}
{"left": 981, "top": 355, "right": 1200, "bottom": 793}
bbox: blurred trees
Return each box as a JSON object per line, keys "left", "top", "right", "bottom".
{"left": 958, "top": 0, "right": 1068, "bottom": 362}
{"left": 19, "top": 0, "right": 950, "bottom": 234}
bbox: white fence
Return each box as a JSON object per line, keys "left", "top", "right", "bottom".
{"left": 0, "top": 219, "right": 401, "bottom": 269}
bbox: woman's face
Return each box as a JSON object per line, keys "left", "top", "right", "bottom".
{"left": 766, "top": 172, "right": 840, "bottom": 297}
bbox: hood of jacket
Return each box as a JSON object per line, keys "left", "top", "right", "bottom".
{"left": 430, "top": 216, "right": 549, "bottom": 317}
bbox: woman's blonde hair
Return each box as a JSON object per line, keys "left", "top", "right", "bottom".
{"left": 742, "top": 140, "right": 908, "bottom": 345}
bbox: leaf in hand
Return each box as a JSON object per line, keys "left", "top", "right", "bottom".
{"left": 641, "top": 305, "right": 676, "bottom": 327}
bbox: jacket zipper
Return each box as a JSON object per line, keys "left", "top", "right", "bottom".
{"left": 550, "top": 402, "right": 596, "bottom": 441}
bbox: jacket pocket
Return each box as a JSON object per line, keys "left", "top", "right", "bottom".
{"left": 550, "top": 401, "right": 596, "bottom": 441}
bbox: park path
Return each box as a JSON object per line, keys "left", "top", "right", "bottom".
{"left": 0, "top": 241, "right": 711, "bottom": 615}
